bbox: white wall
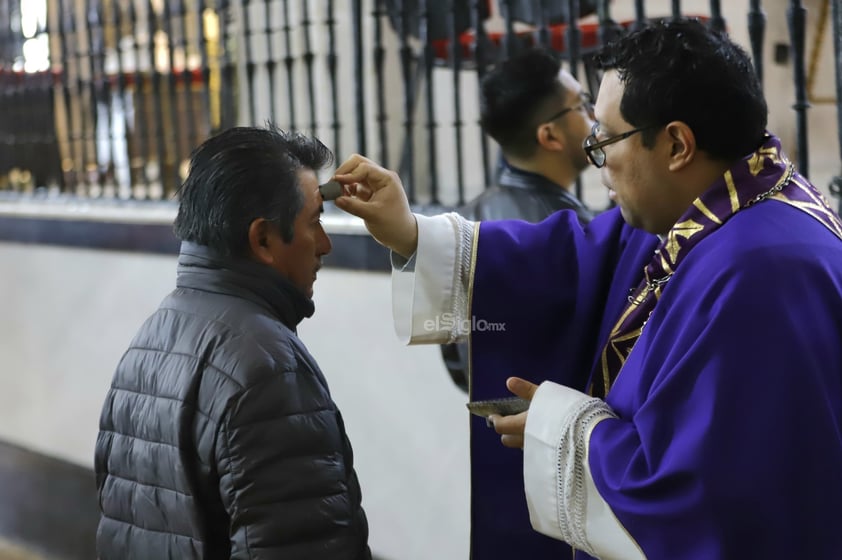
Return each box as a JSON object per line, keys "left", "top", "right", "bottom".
{"left": 0, "top": 241, "right": 469, "bottom": 560}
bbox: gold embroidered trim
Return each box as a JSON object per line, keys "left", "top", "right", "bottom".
{"left": 466, "top": 221, "right": 481, "bottom": 399}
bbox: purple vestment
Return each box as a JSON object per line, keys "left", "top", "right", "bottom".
{"left": 467, "top": 136, "right": 842, "bottom": 559}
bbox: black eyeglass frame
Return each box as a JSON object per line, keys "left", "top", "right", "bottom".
{"left": 583, "top": 123, "right": 656, "bottom": 168}
{"left": 542, "top": 92, "right": 594, "bottom": 124}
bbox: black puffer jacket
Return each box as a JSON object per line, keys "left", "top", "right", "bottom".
{"left": 95, "top": 242, "right": 370, "bottom": 560}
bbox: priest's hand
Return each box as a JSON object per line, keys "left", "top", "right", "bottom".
{"left": 490, "top": 377, "right": 539, "bottom": 449}
{"left": 332, "top": 154, "right": 419, "bottom": 259}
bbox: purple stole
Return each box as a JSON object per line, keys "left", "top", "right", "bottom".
{"left": 589, "top": 134, "right": 842, "bottom": 398}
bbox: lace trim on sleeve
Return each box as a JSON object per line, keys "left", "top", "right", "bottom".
{"left": 557, "top": 398, "right": 617, "bottom": 555}
{"left": 446, "top": 213, "right": 476, "bottom": 343}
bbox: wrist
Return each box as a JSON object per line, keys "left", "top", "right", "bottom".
{"left": 394, "top": 214, "right": 419, "bottom": 258}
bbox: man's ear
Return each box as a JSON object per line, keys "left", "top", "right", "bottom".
{"left": 536, "top": 123, "right": 565, "bottom": 152}
{"left": 665, "top": 121, "right": 696, "bottom": 171}
{"left": 247, "top": 218, "right": 276, "bottom": 265}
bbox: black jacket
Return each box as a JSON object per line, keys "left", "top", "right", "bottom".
{"left": 459, "top": 160, "right": 594, "bottom": 224}
{"left": 95, "top": 242, "right": 370, "bottom": 560}
{"left": 442, "top": 161, "right": 594, "bottom": 391}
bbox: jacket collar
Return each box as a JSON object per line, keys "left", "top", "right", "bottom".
{"left": 497, "top": 158, "right": 587, "bottom": 209}
{"left": 176, "top": 241, "right": 315, "bottom": 330}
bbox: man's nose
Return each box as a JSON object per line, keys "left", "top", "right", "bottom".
{"left": 318, "top": 227, "right": 332, "bottom": 256}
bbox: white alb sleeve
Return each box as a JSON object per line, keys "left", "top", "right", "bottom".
{"left": 391, "top": 212, "right": 476, "bottom": 345}
{"left": 524, "top": 381, "right": 646, "bottom": 560}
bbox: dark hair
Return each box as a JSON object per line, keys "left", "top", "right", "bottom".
{"left": 480, "top": 48, "right": 568, "bottom": 159}
{"left": 593, "top": 18, "right": 767, "bottom": 160}
{"left": 174, "top": 124, "right": 333, "bottom": 256}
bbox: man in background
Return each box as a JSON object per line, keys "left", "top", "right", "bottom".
{"left": 95, "top": 125, "right": 371, "bottom": 559}
{"left": 442, "top": 47, "right": 596, "bottom": 392}
{"left": 465, "top": 47, "right": 594, "bottom": 224}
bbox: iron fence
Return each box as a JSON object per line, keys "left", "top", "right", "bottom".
{"left": 0, "top": 0, "right": 839, "bottom": 212}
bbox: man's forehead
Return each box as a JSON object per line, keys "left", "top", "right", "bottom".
{"left": 297, "top": 169, "right": 320, "bottom": 193}
{"left": 594, "top": 70, "right": 624, "bottom": 126}
{"left": 295, "top": 169, "right": 323, "bottom": 211}
{"left": 596, "top": 70, "right": 622, "bottom": 99}
{"left": 557, "top": 69, "right": 581, "bottom": 93}
{"left": 297, "top": 167, "right": 318, "bottom": 184}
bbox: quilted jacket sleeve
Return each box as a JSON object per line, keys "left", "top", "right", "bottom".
{"left": 216, "top": 363, "right": 361, "bottom": 559}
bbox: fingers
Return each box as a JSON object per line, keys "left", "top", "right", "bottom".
{"left": 330, "top": 153, "right": 417, "bottom": 256}
{"left": 330, "top": 173, "right": 378, "bottom": 219}
{"left": 334, "top": 153, "right": 372, "bottom": 176}
{"left": 333, "top": 154, "right": 402, "bottom": 193}
{"left": 500, "top": 434, "right": 524, "bottom": 449}
{"left": 351, "top": 183, "right": 373, "bottom": 202}
{"left": 333, "top": 195, "right": 369, "bottom": 219}
{"left": 489, "top": 411, "right": 527, "bottom": 450}
{"left": 330, "top": 181, "right": 371, "bottom": 213}
{"left": 506, "top": 376, "right": 539, "bottom": 401}
{"left": 331, "top": 154, "right": 399, "bottom": 220}
{"left": 487, "top": 378, "right": 537, "bottom": 450}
